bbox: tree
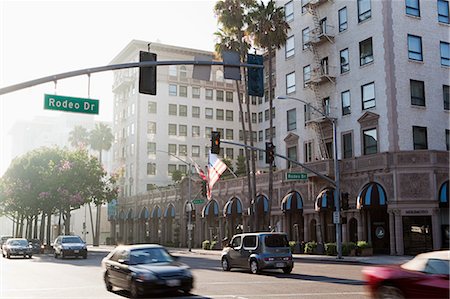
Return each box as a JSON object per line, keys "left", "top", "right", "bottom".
{"left": 235, "top": 155, "right": 247, "bottom": 177}
{"left": 172, "top": 170, "right": 184, "bottom": 184}
{"left": 248, "top": 0, "right": 290, "bottom": 223}
{"left": 68, "top": 126, "right": 89, "bottom": 149}
{"left": 221, "top": 157, "right": 234, "bottom": 179}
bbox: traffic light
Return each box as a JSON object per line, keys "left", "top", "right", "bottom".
{"left": 265, "top": 142, "right": 275, "bottom": 164}
{"left": 247, "top": 54, "right": 264, "bottom": 97}
{"left": 201, "top": 181, "right": 207, "bottom": 198}
{"left": 139, "top": 51, "right": 157, "bottom": 95}
{"left": 191, "top": 211, "right": 196, "bottom": 222}
{"left": 211, "top": 131, "right": 221, "bottom": 154}
{"left": 341, "top": 192, "right": 349, "bottom": 210}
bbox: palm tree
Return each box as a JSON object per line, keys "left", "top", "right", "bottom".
{"left": 248, "top": 0, "right": 290, "bottom": 226}
{"left": 68, "top": 126, "right": 89, "bottom": 149}
{"left": 89, "top": 123, "right": 114, "bottom": 246}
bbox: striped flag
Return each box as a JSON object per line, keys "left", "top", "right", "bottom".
{"left": 207, "top": 152, "right": 227, "bottom": 200}
{"left": 191, "top": 159, "right": 207, "bottom": 181}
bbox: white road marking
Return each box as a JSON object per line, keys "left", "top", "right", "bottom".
{"left": 204, "top": 292, "right": 366, "bottom": 298}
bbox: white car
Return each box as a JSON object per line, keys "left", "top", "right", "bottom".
{"left": 53, "top": 235, "right": 87, "bottom": 259}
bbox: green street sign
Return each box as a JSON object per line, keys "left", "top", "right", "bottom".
{"left": 44, "top": 94, "right": 99, "bottom": 115}
{"left": 286, "top": 172, "right": 308, "bottom": 180}
{"left": 192, "top": 199, "right": 205, "bottom": 205}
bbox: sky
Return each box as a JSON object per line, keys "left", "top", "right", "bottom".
{"left": 0, "top": 0, "right": 219, "bottom": 175}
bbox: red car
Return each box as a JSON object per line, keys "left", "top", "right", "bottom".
{"left": 362, "top": 250, "right": 449, "bottom": 299}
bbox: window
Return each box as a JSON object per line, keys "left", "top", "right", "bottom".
{"left": 147, "top": 163, "right": 156, "bottom": 175}
{"left": 446, "top": 129, "right": 450, "bottom": 150}
{"left": 342, "top": 133, "right": 353, "bottom": 159}
{"left": 358, "top": 0, "right": 371, "bottom": 22}
{"left": 321, "top": 57, "right": 329, "bottom": 75}
{"left": 239, "top": 130, "right": 244, "bottom": 141}
{"left": 148, "top": 101, "right": 157, "bottom": 113}
{"left": 303, "top": 65, "right": 311, "bottom": 87}
{"left": 217, "top": 128, "right": 224, "bottom": 139}
{"left": 206, "top": 89, "right": 213, "bottom": 100}
{"left": 179, "top": 125, "right": 187, "bottom": 136}
{"left": 362, "top": 82, "right": 376, "bottom": 109}
{"left": 408, "top": 34, "right": 423, "bottom": 61}
{"left": 216, "top": 90, "right": 224, "bottom": 101}
{"left": 169, "top": 65, "right": 177, "bottom": 77}
{"left": 250, "top": 113, "right": 256, "bottom": 124}
{"left": 147, "top": 142, "right": 156, "bottom": 155}
{"left": 168, "top": 144, "right": 177, "bottom": 155}
{"left": 192, "top": 145, "right": 200, "bottom": 157}
{"left": 359, "top": 37, "right": 374, "bottom": 65}
{"left": 205, "top": 127, "right": 212, "bottom": 138}
{"left": 304, "top": 105, "right": 311, "bottom": 123}
{"left": 265, "top": 128, "right": 270, "bottom": 140}
{"left": 168, "top": 124, "right": 177, "bottom": 136}
{"left": 147, "top": 121, "right": 156, "bottom": 134}
{"left": 406, "top": 0, "right": 420, "bottom": 16}
{"left": 226, "top": 91, "right": 234, "bottom": 102}
{"left": 444, "top": 85, "right": 449, "bottom": 110}
{"left": 226, "top": 148, "right": 234, "bottom": 159}
{"left": 226, "top": 129, "right": 234, "bottom": 140}
{"left": 301, "top": 0, "right": 308, "bottom": 13}
{"left": 178, "top": 164, "right": 187, "bottom": 174}
{"left": 410, "top": 80, "right": 425, "bottom": 106}
{"left": 265, "top": 109, "right": 270, "bottom": 121}
{"left": 340, "top": 48, "right": 350, "bottom": 73}
{"left": 286, "top": 72, "right": 296, "bottom": 94}
{"left": 192, "top": 106, "right": 200, "bottom": 118}
{"left": 323, "top": 97, "right": 330, "bottom": 116}
{"left": 440, "top": 41, "right": 450, "bottom": 66}
{"left": 169, "top": 84, "right": 177, "bottom": 96}
{"left": 412, "top": 126, "right": 428, "bottom": 149}
{"left": 179, "top": 145, "right": 187, "bottom": 156}
{"left": 363, "top": 128, "right": 378, "bottom": 155}
{"left": 286, "top": 35, "right": 295, "bottom": 58}
{"left": 287, "top": 146, "right": 297, "bottom": 168}
{"left": 338, "top": 7, "right": 348, "bottom": 32}
{"left": 258, "top": 112, "right": 263, "bottom": 123}
{"left": 285, "top": 1, "right": 293, "bottom": 22}
{"left": 216, "top": 109, "right": 224, "bottom": 120}
{"left": 179, "top": 105, "right": 187, "bottom": 116}
{"left": 205, "top": 108, "right": 213, "bottom": 119}
{"left": 192, "top": 126, "right": 200, "bottom": 137}
{"left": 304, "top": 141, "right": 313, "bottom": 162}
{"left": 340, "top": 90, "right": 351, "bottom": 116}
{"left": 242, "top": 235, "right": 257, "bottom": 249}
{"left": 168, "top": 104, "right": 177, "bottom": 116}
{"left": 179, "top": 85, "right": 187, "bottom": 97}
{"left": 320, "top": 17, "right": 327, "bottom": 35}
{"left": 168, "top": 164, "right": 177, "bottom": 175}
{"left": 302, "top": 27, "right": 310, "bottom": 50}
{"left": 287, "top": 108, "right": 297, "bottom": 131}
{"left": 258, "top": 130, "right": 263, "bottom": 141}
{"left": 438, "top": 0, "right": 449, "bottom": 23}
{"left": 179, "top": 66, "right": 187, "bottom": 81}
{"left": 192, "top": 87, "right": 200, "bottom": 98}
{"left": 226, "top": 110, "right": 234, "bottom": 121}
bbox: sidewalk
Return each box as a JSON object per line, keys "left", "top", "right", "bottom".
{"left": 88, "top": 245, "right": 413, "bottom": 265}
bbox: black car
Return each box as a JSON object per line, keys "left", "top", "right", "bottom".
{"left": 53, "top": 235, "right": 87, "bottom": 259}
{"left": 2, "top": 238, "right": 33, "bottom": 259}
{"left": 102, "top": 244, "right": 193, "bottom": 298}
{"left": 28, "top": 239, "right": 43, "bottom": 254}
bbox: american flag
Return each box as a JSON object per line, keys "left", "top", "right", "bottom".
{"left": 191, "top": 159, "right": 207, "bottom": 181}
{"left": 207, "top": 152, "right": 227, "bottom": 200}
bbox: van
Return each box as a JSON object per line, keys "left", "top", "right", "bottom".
{"left": 221, "top": 232, "right": 293, "bottom": 274}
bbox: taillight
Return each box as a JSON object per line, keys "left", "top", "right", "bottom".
{"left": 282, "top": 256, "right": 292, "bottom": 261}
{"left": 264, "top": 257, "right": 275, "bottom": 261}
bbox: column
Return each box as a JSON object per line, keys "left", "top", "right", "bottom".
{"left": 389, "top": 211, "right": 396, "bottom": 255}
{"left": 303, "top": 214, "right": 309, "bottom": 242}
{"left": 394, "top": 210, "right": 403, "bottom": 255}
{"left": 431, "top": 208, "right": 441, "bottom": 250}
{"left": 358, "top": 211, "right": 365, "bottom": 241}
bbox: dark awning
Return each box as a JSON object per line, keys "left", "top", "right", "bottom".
{"left": 357, "top": 182, "right": 387, "bottom": 209}
{"left": 126, "top": 208, "right": 134, "bottom": 220}
{"left": 139, "top": 207, "right": 150, "bottom": 219}
{"left": 281, "top": 191, "right": 303, "bottom": 211}
{"left": 164, "top": 205, "right": 175, "bottom": 218}
{"left": 223, "top": 198, "right": 243, "bottom": 216}
{"left": 315, "top": 188, "right": 335, "bottom": 212}
{"left": 252, "top": 194, "right": 269, "bottom": 213}
{"left": 151, "top": 206, "right": 161, "bottom": 218}
{"left": 202, "top": 200, "right": 219, "bottom": 217}
{"left": 439, "top": 180, "right": 449, "bottom": 208}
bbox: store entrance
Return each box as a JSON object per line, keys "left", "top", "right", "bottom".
{"left": 402, "top": 216, "right": 433, "bottom": 255}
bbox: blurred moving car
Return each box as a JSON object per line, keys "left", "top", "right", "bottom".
{"left": 2, "top": 238, "right": 33, "bottom": 259}
{"left": 0, "top": 236, "right": 12, "bottom": 249}
{"left": 362, "top": 250, "right": 449, "bottom": 299}
{"left": 53, "top": 235, "right": 87, "bottom": 259}
{"left": 28, "top": 239, "right": 44, "bottom": 254}
{"left": 221, "top": 232, "right": 294, "bottom": 274}
{"left": 102, "top": 244, "right": 193, "bottom": 298}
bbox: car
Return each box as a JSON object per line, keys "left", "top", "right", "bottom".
{"left": 28, "top": 239, "right": 44, "bottom": 254}
{"left": 53, "top": 235, "right": 87, "bottom": 259}
{"left": 2, "top": 238, "right": 33, "bottom": 259}
{"left": 0, "top": 236, "right": 12, "bottom": 249}
{"left": 362, "top": 250, "right": 450, "bottom": 299}
{"left": 102, "top": 244, "right": 193, "bottom": 298}
{"left": 221, "top": 232, "right": 294, "bottom": 274}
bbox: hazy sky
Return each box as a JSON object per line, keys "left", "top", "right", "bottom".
{"left": 0, "top": 0, "right": 219, "bottom": 175}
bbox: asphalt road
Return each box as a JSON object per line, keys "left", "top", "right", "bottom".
{"left": 0, "top": 250, "right": 368, "bottom": 299}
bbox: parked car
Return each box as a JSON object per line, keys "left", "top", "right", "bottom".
{"left": 221, "top": 232, "right": 294, "bottom": 274}
{"left": 0, "top": 236, "right": 12, "bottom": 249}
{"left": 28, "top": 239, "right": 44, "bottom": 254}
{"left": 102, "top": 244, "right": 193, "bottom": 298}
{"left": 2, "top": 238, "right": 33, "bottom": 259}
{"left": 53, "top": 235, "right": 87, "bottom": 259}
{"left": 362, "top": 250, "right": 449, "bottom": 299}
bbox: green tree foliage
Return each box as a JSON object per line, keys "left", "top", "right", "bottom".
{"left": 221, "top": 157, "right": 234, "bottom": 179}
{"left": 171, "top": 170, "right": 184, "bottom": 183}
{"left": 235, "top": 155, "right": 247, "bottom": 177}
{"left": 68, "top": 126, "right": 89, "bottom": 149}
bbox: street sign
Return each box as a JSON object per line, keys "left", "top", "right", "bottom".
{"left": 333, "top": 211, "right": 340, "bottom": 224}
{"left": 44, "top": 94, "right": 99, "bottom": 114}
{"left": 192, "top": 199, "right": 205, "bottom": 205}
{"left": 286, "top": 172, "right": 308, "bottom": 180}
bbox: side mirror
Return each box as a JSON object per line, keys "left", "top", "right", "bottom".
{"left": 171, "top": 255, "right": 179, "bottom": 260}
{"left": 118, "top": 259, "right": 129, "bottom": 265}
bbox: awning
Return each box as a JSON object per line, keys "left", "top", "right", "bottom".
{"left": 223, "top": 198, "right": 243, "bottom": 216}
{"left": 357, "top": 182, "right": 387, "bottom": 209}
{"left": 252, "top": 194, "right": 269, "bottom": 213}
{"left": 151, "top": 206, "right": 162, "bottom": 218}
{"left": 126, "top": 208, "right": 134, "bottom": 220}
{"left": 118, "top": 210, "right": 125, "bottom": 220}
{"left": 164, "top": 205, "right": 175, "bottom": 218}
{"left": 439, "top": 180, "right": 449, "bottom": 207}
{"left": 202, "top": 200, "right": 219, "bottom": 217}
{"left": 281, "top": 191, "right": 303, "bottom": 211}
{"left": 139, "top": 207, "right": 150, "bottom": 219}
{"left": 315, "top": 188, "right": 335, "bottom": 212}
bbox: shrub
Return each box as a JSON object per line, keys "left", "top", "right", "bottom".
{"left": 289, "top": 241, "right": 297, "bottom": 253}
{"left": 304, "top": 241, "right": 317, "bottom": 254}
{"left": 210, "top": 241, "right": 218, "bottom": 250}
{"left": 357, "top": 241, "right": 371, "bottom": 249}
{"left": 342, "top": 242, "right": 357, "bottom": 256}
{"left": 202, "top": 240, "right": 210, "bottom": 250}
{"left": 324, "top": 243, "right": 337, "bottom": 256}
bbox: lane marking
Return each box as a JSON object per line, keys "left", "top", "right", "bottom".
{"left": 203, "top": 292, "right": 366, "bottom": 298}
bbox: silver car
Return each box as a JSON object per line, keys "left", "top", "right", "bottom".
{"left": 53, "top": 235, "right": 87, "bottom": 259}
{"left": 221, "top": 232, "right": 294, "bottom": 274}
{"left": 2, "top": 238, "right": 33, "bottom": 259}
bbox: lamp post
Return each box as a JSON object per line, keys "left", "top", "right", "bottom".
{"left": 157, "top": 150, "right": 192, "bottom": 252}
{"left": 277, "top": 96, "right": 342, "bottom": 259}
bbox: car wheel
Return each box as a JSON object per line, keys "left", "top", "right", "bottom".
{"left": 61, "top": 251, "right": 65, "bottom": 259}
{"left": 54, "top": 251, "right": 58, "bottom": 259}
{"left": 6, "top": 253, "right": 10, "bottom": 259}
{"left": 28, "top": 255, "right": 32, "bottom": 259}
{"left": 250, "top": 259, "right": 260, "bottom": 274}
{"left": 82, "top": 253, "right": 87, "bottom": 259}
{"left": 282, "top": 266, "right": 293, "bottom": 274}
{"left": 104, "top": 272, "right": 113, "bottom": 292}
{"left": 221, "top": 257, "right": 231, "bottom": 271}
{"left": 376, "top": 285, "right": 404, "bottom": 299}
{"left": 130, "top": 281, "right": 140, "bottom": 298}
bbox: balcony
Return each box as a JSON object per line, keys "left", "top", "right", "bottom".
{"left": 310, "top": 65, "right": 336, "bottom": 84}
{"left": 112, "top": 74, "right": 135, "bottom": 92}
{"left": 305, "top": 0, "right": 331, "bottom": 9}
{"left": 304, "top": 25, "right": 335, "bottom": 47}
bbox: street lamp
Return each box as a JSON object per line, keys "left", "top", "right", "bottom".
{"left": 277, "top": 95, "right": 342, "bottom": 259}
{"left": 157, "top": 150, "right": 193, "bottom": 252}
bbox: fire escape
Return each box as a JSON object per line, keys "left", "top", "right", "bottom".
{"left": 304, "top": 0, "right": 335, "bottom": 160}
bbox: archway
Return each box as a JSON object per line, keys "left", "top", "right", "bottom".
{"left": 309, "top": 219, "right": 317, "bottom": 242}
{"left": 150, "top": 206, "right": 162, "bottom": 243}
{"left": 125, "top": 208, "right": 134, "bottom": 244}
{"left": 348, "top": 218, "right": 358, "bottom": 243}
{"left": 202, "top": 200, "right": 219, "bottom": 243}
{"left": 439, "top": 180, "right": 449, "bottom": 249}
{"left": 281, "top": 191, "right": 304, "bottom": 242}
{"left": 223, "top": 197, "right": 243, "bottom": 239}
{"left": 137, "top": 207, "right": 150, "bottom": 243}
{"left": 117, "top": 210, "right": 125, "bottom": 244}
{"left": 163, "top": 204, "right": 176, "bottom": 245}
{"left": 315, "top": 188, "right": 336, "bottom": 243}
{"left": 252, "top": 194, "right": 269, "bottom": 231}
{"left": 185, "top": 201, "right": 196, "bottom": 247}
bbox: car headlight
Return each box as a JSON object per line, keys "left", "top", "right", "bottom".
{"left": 182, "top": 268, "right": 193, "bottom": 277}
{"left": 136, "top": 272, "right": 157, "bottom": 281}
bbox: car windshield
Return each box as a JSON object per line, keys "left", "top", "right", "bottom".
{"left": 62, "top": 237, "right": 83, "bottom": 244}
{"left": 264, "top": 235, "right": 289, "bottom": 247}
{"left": 9, "top": 240, "right": 28, "bottom": 246}
{"left": 129, "top": 248, "right": 174, "bottom": 265}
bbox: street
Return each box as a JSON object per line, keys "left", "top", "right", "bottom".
{"left": 0, "top": 250, "right": 368, "bottom": 299}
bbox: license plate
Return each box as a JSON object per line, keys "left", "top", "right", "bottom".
{"left": 166, "top": 279, "right": 180, "bottom": 287}
{"left": 74, "top": 250, "right": 79, "bottom": 253}
{"left": 276, "top": 262, "right": 285, "bottom": 268}
{"left": 18, "top": 251, "right": 24, "bottom": 255}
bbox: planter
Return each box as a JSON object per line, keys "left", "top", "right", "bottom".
{"left": 315, "top": 243, "right": 325, "bottom": 255}
{"left": 348, "top": 249, "right": 356, "bottom": 256}
{"left": 359, "top": 247, "right": 373, "bottom": 256}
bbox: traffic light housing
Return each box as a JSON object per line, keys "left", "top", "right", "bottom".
{"left": 201, "top": 181, "right": 207, "bottom": 198}
{"left": 265, "top": 142, "right": 275, "bottom": 164}
{"left": 139, "top": 51, "right": 157, "bottom": 95}
{"left": 211, "top": 131, "right": 221, "bottom": 154}
{"left": 247, "top": 54, "right": 264, "bottom": 97}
